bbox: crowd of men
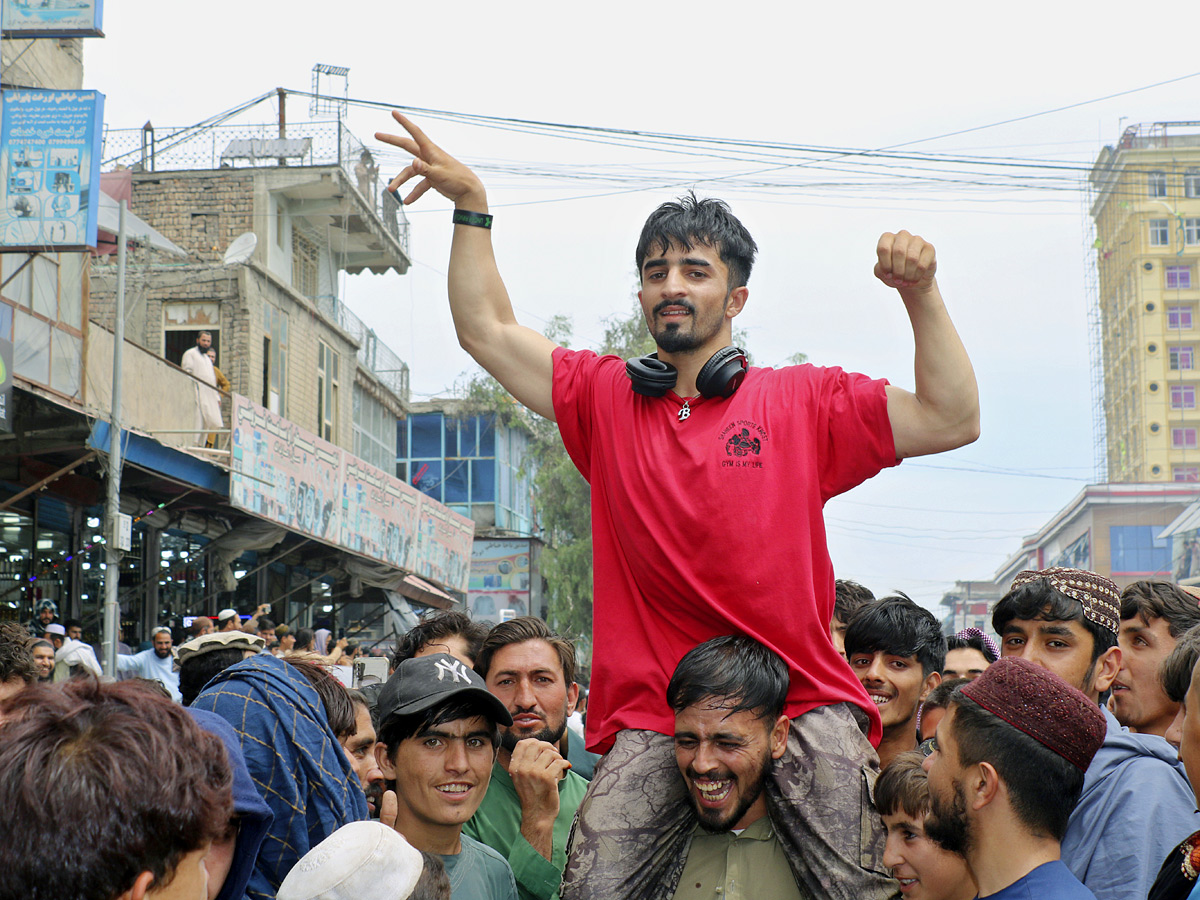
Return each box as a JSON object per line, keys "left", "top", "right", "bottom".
{"left": 5, "top": 572, "right": 1200, "bottom": 900}
{"left": 10, "top": 115, "right": 1200, "bottom": 900}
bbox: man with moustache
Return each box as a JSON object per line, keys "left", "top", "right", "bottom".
{"left": 467, "top": 618, "right": 589, "bottom": 900}
{"left": 922, "top": 658, "right": 1106, "bottom": 899}
{"left": 667, "top": 636, "right": 802, "bottom": 900}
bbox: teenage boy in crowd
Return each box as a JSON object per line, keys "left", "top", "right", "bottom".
{"left": 377, "top": 112, "right": 978, "bottom": 900}
{"left": 1112, "top": 580, "right": 1200, "bottom": 738}
{"left": 831, "top": 579, "right": 875, "bottom": 656}
{"left": 467, "top": 617, "right": 589, "bottom": 900}
{"left": 844, "top": 594, "right": 946, "bottom": 769}
{"left": 875, "top": 751, "right": 975, "bottom": 900}
{"left": 923, "top": 658, "right": 1107, "bottom": 899}
{"left": 0, "top": 678, "right": 232, "bottom": 900}
{"left": 941, "top": 628, "right": 997, "bottom": 681}
{"left": 993, "top": 567, "right": 1195, "bottom": 900}
{"left": 376, "top": 653, "right": 518, "bottom": 900}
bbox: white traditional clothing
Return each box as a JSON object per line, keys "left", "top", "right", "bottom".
{"left": 182, "top": 345, "right": 223, "bottom": 443}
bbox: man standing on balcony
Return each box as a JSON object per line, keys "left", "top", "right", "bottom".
{"left": 182, "top": 330, "right": 223, "bottom": 448}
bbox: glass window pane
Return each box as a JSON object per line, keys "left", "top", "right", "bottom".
{"left": 31, "top": 254, "right": 57, "bottom": 319}
{"left": 471, "top": 458, "right": 495, "bottom": 502}
{"left": 2, "top": 254, "right": 32, "bottom": 308}
{"left": 397, "top": 419, "right": 407, "bottom": 458}
{"left": 444, "top": 459, "right": 469, "bottom": 503}
{"left": 58, "top": 253, "right": 82, "bottom": 328}
{"left": 445, "top": 416, "right": 459, "bottom": 458}
{"left": 479, "top": 416, "right": 495, "bottom": 456}
{"left": 411, "top": 459, "right": 441, "bottom": 500}
{"left": 14, "top": 308, "right": 51, "bottom": 384}
{"left": 411, "top": 414, "right": 441, "bottom": 457}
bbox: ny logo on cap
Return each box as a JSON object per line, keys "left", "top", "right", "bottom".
{"left": 435, "top": 658, "right": 469, "bottom": 683}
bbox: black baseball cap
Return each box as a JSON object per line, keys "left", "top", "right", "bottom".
{"left": 376, "top": 653, "right": 512, "bottom": 730}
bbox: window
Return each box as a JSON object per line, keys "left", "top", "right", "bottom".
{"left": 262, "top": 303, "right": 288, "bottom": 416}
{"left": 1187, "top": 218, "right": 1200, "bottom": 246}
{"left": 1173, "top": 428, "right": 1198, "bottom": 449}
{"left": 1187, "top": 169, "right": 1200, "bottom": 199}
{"left": 1167, "top": 265, "right": 1193, "bottom": 290}
{"left": 1151, "top": 219, "right": 1170, "bottom": 247}
{"left": 1169, "top": 305, "right": 1193, "bottom": 330}
{"left": 1149, "top": 171, "right": 1168, "bottom": 198}
{"left": 292, "top": 230, "right": 319, "bottom": 298}
{"left": 1171, "top": 384, "right": 1196, "bottom": 409}
{"left": 1176, "top": 466, "right": 1200, "bottom": 482}
{"left": 1109, "top": 525, "right": 1170, "bottom": 574}
{"left": 316, "top": 342, "right": 340, "bottom": 442}
{"left": 352, "top": 384, "right": 396, "bottom": 473}
{"left": 1171, "top": 346, "right": 1194, "bottom": 370}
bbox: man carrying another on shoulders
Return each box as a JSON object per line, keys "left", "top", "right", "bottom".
{"left": 467, "top": 617, "right": 589, "bottom": 900}
{"left": 377, "top": 112, "right": 979, "bottom": 900}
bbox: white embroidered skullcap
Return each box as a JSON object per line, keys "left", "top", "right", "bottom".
{"left": 277, "top": 821, "right": 423, "bottom": 900}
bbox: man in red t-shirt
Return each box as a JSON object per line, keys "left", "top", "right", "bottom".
{"left": 377, "top": 113, "right": 979, "bottom": 900}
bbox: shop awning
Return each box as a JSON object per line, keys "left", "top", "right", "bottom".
{"left": 87, "top": 421, "right": 228, "bottom": 495}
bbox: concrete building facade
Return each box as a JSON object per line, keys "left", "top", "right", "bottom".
{"left": 1091, "top": 122, "right": 1200, "bottom": 482}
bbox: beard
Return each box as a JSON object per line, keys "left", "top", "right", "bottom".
{"left": 500, "top": 710, "right": 568, "bottom": 754}
{"left": 686, "top": 749, "right": 772, "bottom": 834}
{"left": 924, "top": 779, "right": 972, "bottom": 856}
{"left": 650, "top": 297, "right": 729, "bottom": 355}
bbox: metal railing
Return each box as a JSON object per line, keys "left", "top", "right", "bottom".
{"left": 101, "top": 120, "right": 410, "bottom": 255}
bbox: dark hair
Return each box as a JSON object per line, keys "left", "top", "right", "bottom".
{"left": 392, "top": 611, "right": 490, "bottom": 669}
{"left": 378, "top": 695, "right": 502, "bottom": 757}
{"left": 949, "top": 693, "right": 1084, "bottom": 841}
{"left": 0, "top": 622, "right": 38, "bottom": 685}
{"left": 475, "top": 616, "right": 576, "bottom": 685}
{"left": 294, "top": 627, "right": 316, "bottom": 652}
{"left": 844, "top": 594, "right": 947, "bottom": 676}
{"left": 1160, "top": 624, "right": 1200, "bottom": 703}
{"left": 635, "top": 191, "right": 758, "bottom": 289}
{"left": 179, "top": 647, "right": 247, "bottom": 707}
{"left": 874, "top": 750, "right": 932, "bottom": 818}
{"left": 284, "top": 658, "right": 356, "bottom": 738}
{"left": 922, "top": 677, "right": 969, "bottom": 714}
{"left": 992, "top": 578, "right": 1117, "bottom": 661}
{"left": 1121, "top": 581, "right": 1200, "bottom": 638}
{"left": 64, "top": 618, "right": 83, "bottom": 631}
{"left": 414, "top": 850, "right": 451, "bottom": 900}
{"left": 667, "top": 635, "right": 788, "bottom": 721}
{"left": 0, "top": 678, "right": 231, "bottom": 900}
{"left": 834, "top": 579, "right": 875, "bottom": 625}
{"left": 945, "top": 633, "right": 998, "bottom": 664}
{"left": 257, "top": 618, "right": 276, "bottom": 633}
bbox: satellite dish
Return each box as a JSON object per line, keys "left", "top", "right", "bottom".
{"left": 223, "top": 232, "right": 258, "bottom": 267}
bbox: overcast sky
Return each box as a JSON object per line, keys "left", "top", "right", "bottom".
{"left": 83, "top": 0, "right": 1200, "bottom": 613}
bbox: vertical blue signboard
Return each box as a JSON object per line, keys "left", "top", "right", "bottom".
{"left": 0, "top": 89, "right": 104, "bottom": 251}
{"left": 1, "top": 0, "right": 104, "bottom": 37}
{"left": 0, "top": 335, "right": 11, "bottom": 433}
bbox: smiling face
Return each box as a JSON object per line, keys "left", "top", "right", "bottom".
{"left": 1113, "top": 615, "right": 1179, "bottom": 737}
{"left": 484, "top": 638, "right": 578, "bottom": 753}
{"left": 153, "top": 632, "right": 173, "bottom": 658}
{"left": 999, "top": 616, "right": 1119, "bottom": 702}
{"left": 674, "top": 699, "right": 788, "bottom": 833}
{"left": 849, "top": 651, "right": 939, "bottom": 736}
{"left": 882, "top": 808, "right": 975, "bottom": 900}
{"left": 638, "top": 241, "right": 746, "bottom": 358}
{"left": 32, "top": 644, "right": 54, "bottom": 680}
{"left": 376, "top": 714, "right": 496, "bottom": 847}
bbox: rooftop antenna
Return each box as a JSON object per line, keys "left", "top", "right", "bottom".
{"left": 311, "top": 64, "right": 349, "bottom": 120}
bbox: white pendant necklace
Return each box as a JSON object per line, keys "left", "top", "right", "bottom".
{"left": 678, "top": 399, "right": 692, "bottom": 422}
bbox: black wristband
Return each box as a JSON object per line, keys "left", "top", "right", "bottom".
{"left": 452, "top": 209, "right": 493, "bottom": 229}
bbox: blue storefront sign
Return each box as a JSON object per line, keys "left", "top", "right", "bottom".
{"left": 1, "top": 0, "right": 104, "bottom": 38}
{"left": 0, "top": 89, "right": 104, "bottom": 251}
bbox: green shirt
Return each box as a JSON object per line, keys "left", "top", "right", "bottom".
{"left": 441, "top": 834, "right": 518, "bottom": 900}
{"left": 464, "top": 761, "right": 590, "bottom": 900}
{"left": 672, "top": 817, "right": 807, "bottom": 900}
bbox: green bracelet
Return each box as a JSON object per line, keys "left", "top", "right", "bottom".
{"left": 452, "top": 209, "right": 493, "bottom": 229}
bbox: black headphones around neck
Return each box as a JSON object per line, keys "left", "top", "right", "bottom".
{"left": 625, "top": 346, "right": 748, "bottom": 398}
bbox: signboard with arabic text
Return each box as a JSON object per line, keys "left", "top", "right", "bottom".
{"left": 1, "top": 0, "right": 104, "bottom": 37}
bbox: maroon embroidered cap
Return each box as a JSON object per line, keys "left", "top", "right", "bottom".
{"left": 959, "top": 657, "right": 1106, "bottom": 772}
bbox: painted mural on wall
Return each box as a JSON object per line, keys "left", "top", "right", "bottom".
{"left": 230, "top": 394, "right": 473, "bottom": 593}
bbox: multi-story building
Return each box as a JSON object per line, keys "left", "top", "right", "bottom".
{"left": 1090, "top": 122, "right": 1200, "bottom": 483}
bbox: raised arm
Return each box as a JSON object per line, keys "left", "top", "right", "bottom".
{"left": 376, "top": 113, "right": 559, "bottom": 420}
{"left": 874, "top": 231, "right": 980, "bottom": 459}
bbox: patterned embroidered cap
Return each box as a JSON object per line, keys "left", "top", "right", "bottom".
{"left": 1009, "top": 567, "right": 1121, "bottom": 635}
{"left": 277, "top": 821, "right": 423, "bottom": 900}
{"left": 959, "top": 657, "right": 1107, "bottom": 772}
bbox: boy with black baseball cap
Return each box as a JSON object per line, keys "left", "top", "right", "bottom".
{"left": 375, "top": 653, "right": 518, "bottom": 900}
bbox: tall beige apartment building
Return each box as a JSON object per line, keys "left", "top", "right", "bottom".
{"left": 1091, "top": 122, "right": 1200, "bottom": 482}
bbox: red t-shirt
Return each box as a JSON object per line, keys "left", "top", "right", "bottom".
{"left": 552, "top": 348, "right": 900, "bottom": 753}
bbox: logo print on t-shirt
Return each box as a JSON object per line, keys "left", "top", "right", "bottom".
{"left": 718, "top": 420, "right": 768, "bottom": 469}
